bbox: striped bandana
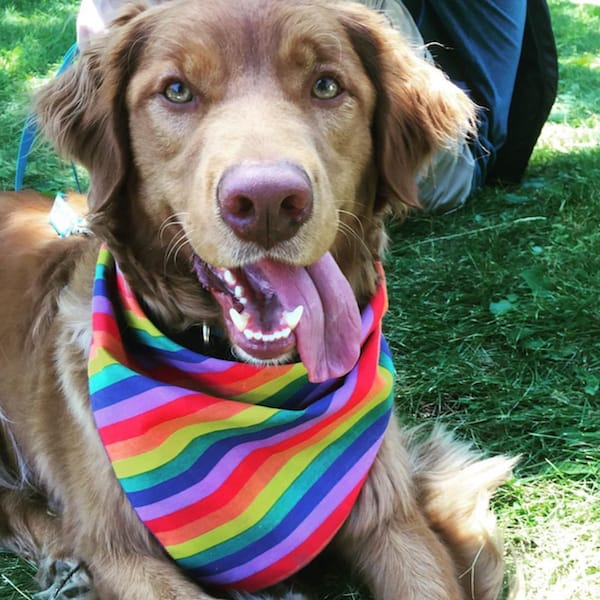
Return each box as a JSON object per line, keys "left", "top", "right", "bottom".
{"left": 88, "top": 247, "right": 395, "bottom": 591}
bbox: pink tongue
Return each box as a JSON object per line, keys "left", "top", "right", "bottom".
{"left": 257, "top": 253, "right": 361, "bottom": 382}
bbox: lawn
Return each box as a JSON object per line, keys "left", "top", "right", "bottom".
{"left": 1, "top": 1, "right": 598, "bottom": 599}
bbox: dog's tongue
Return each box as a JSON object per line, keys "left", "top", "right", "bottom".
{"left": 255, "top": 253, "right": 361, "bottom": 382}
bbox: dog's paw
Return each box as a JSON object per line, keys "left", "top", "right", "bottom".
{"left": 34, "top": 558, "right": 97, "bottom": 600}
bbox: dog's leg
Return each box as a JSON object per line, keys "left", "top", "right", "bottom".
{"left": 89, "top": 554, "right": 218, "bottom": 600}
{"left": 334, "top": 419, "right": 465, "bottom": 600}
{"left": 56, "top": 464, "right": 225, "bottom": 600}
{"left": 92, "top": 556, "right": 313, "bottom": 600}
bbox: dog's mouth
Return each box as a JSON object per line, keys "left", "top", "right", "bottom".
{"left": 192, "top": 252, "right": 362, "bottom": 383}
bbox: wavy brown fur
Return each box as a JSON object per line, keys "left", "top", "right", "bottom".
{"left": 1, "top": 2, "right": 510, "bottom": 599}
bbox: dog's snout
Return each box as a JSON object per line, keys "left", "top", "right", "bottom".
{"left": 217, "top": 161, "right": 313, "bottom": 249}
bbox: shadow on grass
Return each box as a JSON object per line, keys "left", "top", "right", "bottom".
{"left": 521, "top": 147, "right": 600, "bottom": 210}
{"left": 386, "top": 139, "right": 599, "bottom": 478}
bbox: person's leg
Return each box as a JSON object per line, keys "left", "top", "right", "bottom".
{"left": 405, "top": 0, "right": 527, "bottom": 191}
{"left": 369, "top": 0, "right": 478, "bottom": 213}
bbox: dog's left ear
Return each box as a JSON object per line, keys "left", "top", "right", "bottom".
{"left": 34, "top": 3, "right": 150, "bottom": 227}
{"left": 338, "top": 3, "right": 476, "bottom": 218}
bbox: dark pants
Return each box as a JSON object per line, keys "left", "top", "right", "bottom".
{"left": 401, "top": 0, "right": 527, "bottom": 191}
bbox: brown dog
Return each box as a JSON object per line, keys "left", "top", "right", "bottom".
{"left": 0, "top": 1, "right": 514, "bottom": 599}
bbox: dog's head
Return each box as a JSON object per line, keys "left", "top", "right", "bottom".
{"left": 36, "top": 0, "right": 474, "bottom": 381}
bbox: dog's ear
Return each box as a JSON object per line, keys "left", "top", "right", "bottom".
{"left": 34, "top": 3, "right": 149, "bottom": 218}
{"left": 338, "top": 4, "right": 476, "bottom": 218}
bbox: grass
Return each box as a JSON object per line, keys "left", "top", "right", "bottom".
{"left": 1, "top": 0, "right": 599, "bottom": 599}
{"left": 0, "top": 0, "right": 83, "bottom": 193}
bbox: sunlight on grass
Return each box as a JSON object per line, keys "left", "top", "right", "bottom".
{"left": 501, "top": 478, "right": 600, "bottom": 600}
{"left": 0, "top": 46, "right": 24, "bottom": 72}
{"left": 564, "top": 52, "right": 600, "bottom": 69}
{"left": 538, "top": 121, "right": 600, "bottom": 151}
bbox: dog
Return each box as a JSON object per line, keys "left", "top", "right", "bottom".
{"left": 0, "top": 1, "right": 515, "bottom": 599}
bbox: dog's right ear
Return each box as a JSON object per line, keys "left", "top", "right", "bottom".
{"left": 34, "top": 3, "right": 149, "bottom": 216}
{"left": 337, "top": 3, "right": 476, "bottom": 219}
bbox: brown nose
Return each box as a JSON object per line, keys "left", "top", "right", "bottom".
{"left": 217, "top": 161, "right": 313, "bottom": 249}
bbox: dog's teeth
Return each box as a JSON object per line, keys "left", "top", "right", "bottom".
{"left": 229, "top": 308, "right": 250, "bottom": 332}
{"left": 234, "top": 285, "right": 244, "bottom": 298}
{"left": 239, "top": 324, "right": 293, "bottom": 344}
{"left": 243, "top": 329, "right": 263, "bottom": 341}
{"left": 283, "top": 306, "right": 303, "bottom": 331}
{"left": 223, "top": 269, "right": 236, "bottom": 286}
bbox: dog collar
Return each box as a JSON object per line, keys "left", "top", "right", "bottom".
{"left": 88, "top": 247, "right": 394, "bottom": 591}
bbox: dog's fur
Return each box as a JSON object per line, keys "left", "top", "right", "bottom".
{"left": 0, "top": 1, "right": 514, "bottom": 599}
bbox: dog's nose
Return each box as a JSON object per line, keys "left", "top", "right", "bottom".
{"left": 217, "top": 161, "right": 313, "bottom": 249}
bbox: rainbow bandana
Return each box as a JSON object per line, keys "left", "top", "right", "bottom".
{"left": 88, "top": 247, "right": 394, "bottom": 591}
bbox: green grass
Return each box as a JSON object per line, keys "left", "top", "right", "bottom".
{"left": 0, "top": 0, "right": 82, "bottom": 192}
{"left": 1, "top": 1, "right": 599, "bottom": 599}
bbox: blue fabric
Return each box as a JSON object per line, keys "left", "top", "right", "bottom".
{"left": 402, "top": 0, "right": 527, "bottom": 191}
{"left": 14, "top": 114, "right": 38, "bottom": 191}
{"left": 15, "top": 43, "right": 80, "bottom": 191}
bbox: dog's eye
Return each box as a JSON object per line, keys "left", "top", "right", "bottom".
{"left": 312, "top": 76, "right": 342, "bottom": 100}
{"left": 163, "top": 81, "right": 194, "bottom": 104}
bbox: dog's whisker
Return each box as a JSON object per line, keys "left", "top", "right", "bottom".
{"left": 164, "top": 228, "right": 193, "bottom": 273}
{"left": 160, "top": 214, "right": 193, "bottom": 272}
{"left": 159, "top": 212, "right": 190, "bottom": 244}
{"left": 172, "top": 231, "right": 194, "bottom": 264}
{"left": 337, "top": 207, "right": 367, "bottom": 240}
{"left": 337, "top": 218, "right": 371, "bottom": 258}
